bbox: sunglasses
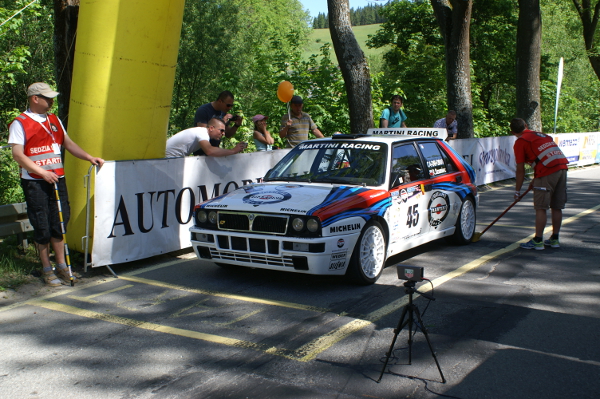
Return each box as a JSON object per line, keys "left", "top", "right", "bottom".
{"left": 225, "top": 103, "right": 233, "bottom": 107}
{"left": 36, "top": 94, "right": 52, "bottom": 101}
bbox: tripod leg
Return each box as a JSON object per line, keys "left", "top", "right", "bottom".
{"left": 407, "top": 305, "right": 414, "bottom": 365}
{"left": 413, "top": 306, "right": 446, "bottom": 383}
{"left": 377, "top": 305, "right": 409, "bottom": 382}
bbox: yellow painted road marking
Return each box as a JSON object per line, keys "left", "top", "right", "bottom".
{"left": 68, "top": 284, "right": 134, "bottom": 303}
{"left": 119, "top": 275, "right": 331, "bottom": 313}
{"left": 30, "top": 299, "right": 297, "bottom": 359}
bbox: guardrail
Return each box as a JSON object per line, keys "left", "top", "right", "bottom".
{"left": 0, "top": 202, "right": 32, "bottom": 249}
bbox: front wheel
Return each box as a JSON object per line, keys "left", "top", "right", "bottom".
{"left": 447, "top": 197, "right": 476, "bottom": 245}
{"left": 346, "top": 221, "right": 387, "bottom": 285}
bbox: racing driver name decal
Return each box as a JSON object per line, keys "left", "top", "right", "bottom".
{"left": 428, "top": 191, "right": 450, "bottom": 228}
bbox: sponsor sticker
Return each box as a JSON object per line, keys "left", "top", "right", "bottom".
{"left": 428, "top": 191, "right": 450, "bottom": 227}
{"left": 337, "top": 239, "right": 345, "bottom": 248}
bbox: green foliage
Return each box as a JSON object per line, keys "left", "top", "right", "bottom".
{"left": 0, "top": 0, "right": 55, "bottom": 136}
{"left": 0, "top": 146, "right": 24, "bottom": 205}
{"left": 368, "top": 0, "right": 600, "bottom": 136}
{"left": 170, "top": 0, "right": 312, "bottom": 137}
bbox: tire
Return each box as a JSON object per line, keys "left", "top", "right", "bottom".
{"left": 346, "top": 221, "right": 387, "bottom": 285}
{"left": 447, "top": 197, "right": 476, "bottom": 245}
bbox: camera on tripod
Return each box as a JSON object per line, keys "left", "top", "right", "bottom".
{"left": 397, "top": 265, "right": 424, "bottom": 282}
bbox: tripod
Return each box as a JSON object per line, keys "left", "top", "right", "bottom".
{"left": 377, "top": 280, "right": 445, "bottom": 383}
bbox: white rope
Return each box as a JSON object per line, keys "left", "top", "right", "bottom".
{"left": 0, "top": 0, "right": 39, "bottom": 29}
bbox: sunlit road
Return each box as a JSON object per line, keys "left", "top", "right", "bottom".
{"left": 1, "top": 166, "right": 599, "bottom": 399}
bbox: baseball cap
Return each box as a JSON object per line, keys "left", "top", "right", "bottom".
{"left": 290, "top": 96, "right": 303, "bottom": 104}
{"left": 252, "top": 114, "right": 268, "bottom": 122}
{"left": 27, "top": 82, "right": 59, "bottom": 98}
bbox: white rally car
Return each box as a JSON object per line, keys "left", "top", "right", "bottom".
{"left": 190, "top": 128, "right": 478, "bottom": 284}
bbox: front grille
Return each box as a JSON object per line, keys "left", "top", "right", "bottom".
{"left": 217, "top": 212, "right": 288, "bottom": 235}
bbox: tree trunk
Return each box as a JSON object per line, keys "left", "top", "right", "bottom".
{"left": 53, "top": 0, "right": 80, "bottom": 128}
{"left": 430, "top": 0, "right": 474, "bottom": 138}
{"left": 572, "top": 1, "right": 600, "bottom": 81}
{"left": 516, "top": 0, "right": 542, "bottom": 131}
{"left": 328, "top": 0, "right": 373, "bottom": 135}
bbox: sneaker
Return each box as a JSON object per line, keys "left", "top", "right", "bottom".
{"left": 520, "top": 239, "right": 544, "bottom": 250}
{"left": 55, "top": 267, "right": 78, "bottom": 284}
{"left": 544, "top": 238, "right": 560, "bottom": 248}
{"left": 43, "top": 271, "right": 63, "bottom": 287}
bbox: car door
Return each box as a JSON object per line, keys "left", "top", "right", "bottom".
{"left": 386, "top": 142, "right": 431, "bottom": 253}
{"left": 417, "top": 140, "right": 464, "bottom": 235}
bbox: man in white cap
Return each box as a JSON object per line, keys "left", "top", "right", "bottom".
{"left": 8, "top": 82, "right": 104, "bottom": 286}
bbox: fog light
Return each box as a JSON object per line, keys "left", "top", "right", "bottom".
{"left": 293, "top": 242, "right": 309, "bottom": 251}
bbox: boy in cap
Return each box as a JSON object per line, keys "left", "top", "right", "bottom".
{"left": 279, "top": 96, "right": 324, "bottom": 148}
{"left": 8, "top": 82, "right": 104, "bottom": 286}
{"left": 252, "top": 114, "right": 274, "bottom": 151}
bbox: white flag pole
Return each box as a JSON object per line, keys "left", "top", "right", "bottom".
{"left": 553, "top": 57, "right": 564, "bottom": 134}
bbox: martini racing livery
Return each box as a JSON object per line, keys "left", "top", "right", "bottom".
{"left": 190, "top": 128, "right": 478, "bottom": 284}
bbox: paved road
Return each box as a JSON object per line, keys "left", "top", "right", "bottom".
{"left": 1, "top": 166, "right": 599, "bottom": 399}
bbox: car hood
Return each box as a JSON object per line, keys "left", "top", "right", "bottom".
{"left": 199, "top": 183, "right": 392, "bottom": 227}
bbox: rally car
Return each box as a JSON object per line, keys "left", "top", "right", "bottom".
{"left": 190, "top": 128, "right": 477, "bottom": 284}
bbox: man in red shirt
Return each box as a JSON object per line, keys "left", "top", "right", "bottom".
{"left": 511, "top": 118, "right": 568, "bottom": 250}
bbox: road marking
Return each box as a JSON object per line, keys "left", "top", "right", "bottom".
{"left": 119, "top": 275, "right": 331, "bottom": 313}
{"left": 68, "top": 284, "right": 134, "bottom": 303}
{"left": 30, "top": 299, "right": 297, "bottom": 359}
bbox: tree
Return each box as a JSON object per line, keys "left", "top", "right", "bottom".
{"left": 328, "top": 0, "right": 373, "bottom": 134}
{"left": 515, "top": 0, "right": 542, "bottom": 130}
{"left": 52, "top": 0, "right": 79, "bottom": 128}
{"left": 572, "top": 0, "right": 600, "bottom": 81}
{"left": 430, "top": 0, "right": 474, "bottom": 138}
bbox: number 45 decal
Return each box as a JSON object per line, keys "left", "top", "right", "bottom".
{"left": 406, "top": 204, "right": 419, "bottom": 228}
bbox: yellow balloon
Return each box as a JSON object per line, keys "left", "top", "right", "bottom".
{"left": 277, "top": 81, "right": 294, "bottom": 102}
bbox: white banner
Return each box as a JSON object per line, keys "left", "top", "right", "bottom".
{"left": 450, "top": 136, "right": 516, "bottom": 186}
{"left": 92, "top": 150, "right": 290, "bottom": 266}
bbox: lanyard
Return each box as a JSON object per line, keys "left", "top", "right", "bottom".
{"left": 37, "top": 116, "right": 58, "bottom": 145}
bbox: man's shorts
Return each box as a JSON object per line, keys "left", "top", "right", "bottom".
{"left": 532, "top": 169, "right": 567, "bottom": 210}
{"left": 21, "top": 178, "right": 70, "bottom": 245}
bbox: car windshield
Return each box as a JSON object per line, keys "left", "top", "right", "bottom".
{"left": 264, "top": 141, "right": 388, "bottom": 186}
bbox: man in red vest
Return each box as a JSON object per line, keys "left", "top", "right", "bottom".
{"left": 8, "top": 82, "right": 104, "bottom": 286}
{"left": 511, "top": 118, "right": 569, "bottom": 250}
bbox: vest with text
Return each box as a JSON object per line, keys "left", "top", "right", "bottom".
{"left": 13, "top": 113, "right": 66, "bottom": 179}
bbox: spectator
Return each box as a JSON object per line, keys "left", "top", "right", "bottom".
{"left": 510, "top": 118, "right": 569, "bottom": 250}
{"left": 8, "top": 82, "right": 104, "bottom": 286}
{"left": 166, "top": 118, "right": 246, "bottom": 158}
{"left": 434, "top": 110, "right": 458, "bottom": 141}
{"left": 380, "top": 95, "right": 407, "bottom": 128}
{"left": 252, "top": 115, "right": 274, "bottom": 151}
{"left": 193, "top": 91, "right": 243, "bottom": 155}
{"left": 279, "top": 96, "right": 324, "bottom": 148}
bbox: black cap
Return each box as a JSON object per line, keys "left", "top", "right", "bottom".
{"left": 290, "top": 95, "right": 303, "bottom": 104}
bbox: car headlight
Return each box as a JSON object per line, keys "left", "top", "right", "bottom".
{"left": 292, "top": 217, "right": 305, "bottom": 231}
{"left": 208, "top": 211, "right": 218, "bottom": 224}
{"left": 307, "top": 218, "right": 319, "bottom": 233}
{"left": 197, "top": 210, "right": 208, "bottom": 223}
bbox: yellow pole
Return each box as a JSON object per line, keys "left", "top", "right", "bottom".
{"left": 65, "top": 0, "right": 185, "bottom": 252}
